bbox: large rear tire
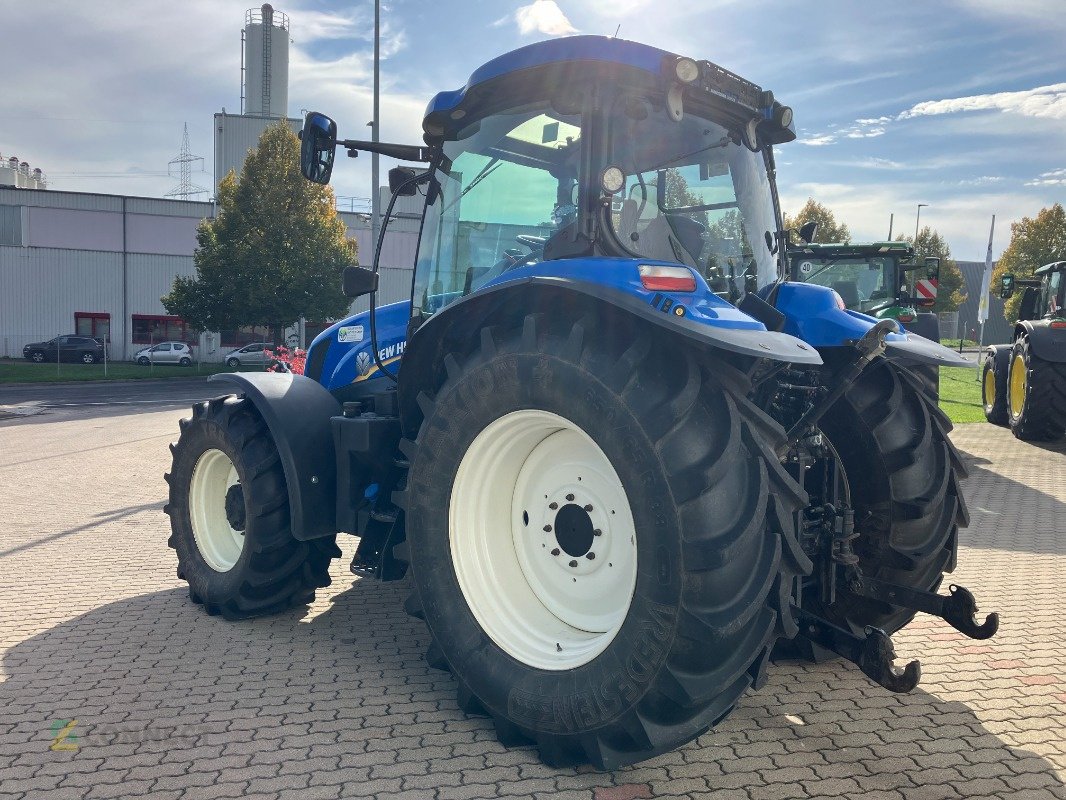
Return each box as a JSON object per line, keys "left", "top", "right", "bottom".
{"left": 397, "top": 314, "right": 810, "bottom": 769}
{"left": 166, "top": 396, "right": 340, "bottom": 619}
{"left": 1008, "top": 336, "right": 1066, "bottom": 441}
{"left": 982, "top": 347, "right": 1009, "bottom": 426}
{"left": 814, "top": 360, "right": 966, "bottom": 635}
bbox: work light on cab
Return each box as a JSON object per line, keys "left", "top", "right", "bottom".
{"left": 639, "top": 265, "right": 696, "bottom": 292}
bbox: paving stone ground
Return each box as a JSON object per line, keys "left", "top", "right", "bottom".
{"left": 0, "top": 404, "right": 1063, "bottom": 800}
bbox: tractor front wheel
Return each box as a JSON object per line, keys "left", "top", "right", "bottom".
{"left": 398, "top": 314, "right": 809, "bottom": 768}
{"left": 982, "top": 348, "right": 1009, "bottom": 426}
{"left": 1008, "top": 336, "right": 1066, "bottom": 441}
{"left": 166, "top": 396, "right": 340, "bottom": 618}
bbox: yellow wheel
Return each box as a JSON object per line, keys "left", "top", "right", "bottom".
{"left": 1008, "top": 353, "right": 1026, "bottom": 419}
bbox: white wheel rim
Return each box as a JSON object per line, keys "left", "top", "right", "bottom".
{"left": 189, "top": 448, "right": 245, "bottom": 572}
{"left": 449, "top": 410, "right": 638, "bottom": 670}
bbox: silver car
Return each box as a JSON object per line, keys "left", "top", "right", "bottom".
{"left": 134, "top": 341, "right": 193, "bottom": 366}
{"left": 224, "top": 342, "right": 270, "bottom": 368}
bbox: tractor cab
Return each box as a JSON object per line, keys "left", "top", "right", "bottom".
{"left": 302, "top": 37, "right": 797, "bottom": 321}
{"left": 787, "top": 241, "right": 940, "bottom": 322}
{"left": 1000, "top": 261, "right": 1066, "bottom": 322}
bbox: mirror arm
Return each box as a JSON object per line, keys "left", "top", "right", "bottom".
{"left": 339, "top": 140, "right": 433, "bottom": 162}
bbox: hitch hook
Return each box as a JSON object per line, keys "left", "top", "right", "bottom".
{"left": 859, "top": 626, "right": 922, "bottom": 693}
{"left": 943, "top": 584, "right": 999, "bottom": 640}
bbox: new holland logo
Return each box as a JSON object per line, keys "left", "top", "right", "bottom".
{"left": 356, "top": 351, "right": 373, "bottom": 376}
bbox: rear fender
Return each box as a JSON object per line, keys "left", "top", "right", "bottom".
{"left": 1018, "top": 320, "right": 1066, "bottom": 363}
{"left": 208, "top": 372, "right": 341, "bottom": 540}
{"left": 398, "top": 277, "right": 821, "bottom": 433}
{"left": 772, "top": 282, "right": 968, "bottom": 368}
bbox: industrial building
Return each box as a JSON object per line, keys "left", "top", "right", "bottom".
{"left": 0, "top": 4, "right": 419, "bottom": 364}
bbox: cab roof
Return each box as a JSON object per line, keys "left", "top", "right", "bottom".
{"left": 1034, "top": 261, "right": 1066, "bottom": 276}
{"left": 422, "top": 35, "right": 776, "bottom": 141}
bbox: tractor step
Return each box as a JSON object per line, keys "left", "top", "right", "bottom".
{"left": 848, "top": 579, "right": 999, "bottom": 640}
{"left": 793, "top": 606, "right": 921, "bottom": 693}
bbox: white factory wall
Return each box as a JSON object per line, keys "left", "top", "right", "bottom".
{"left": 0, "top": 187, "right": 418, "bottom": 363}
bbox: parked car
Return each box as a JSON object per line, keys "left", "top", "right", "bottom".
{"left": 23, "top": 335, "right": 106, "bottom": 364}
{"left": 224, "top": 342, "right": 270, "bottom": 368}
{"left": 134, "top": 341, "right": 193, "bottom": 366}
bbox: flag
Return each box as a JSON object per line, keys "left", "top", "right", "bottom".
{"left": 977, "top": 215, "right": 995, "bottom": 325}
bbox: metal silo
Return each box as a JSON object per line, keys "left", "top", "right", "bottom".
{"left": 242, "top": 4, "right": 289, "bottom": 117}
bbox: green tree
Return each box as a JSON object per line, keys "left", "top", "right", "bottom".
{"left": 784, "top": 198, "right": 851, "bottom": 244}
{"left": 894, "top": 226, "right": 966, "bottom": 313}
{"left": 992, "top": 204, "right": 1066, "bottom": 323}
{"left": 163, "top": 121, "right": 356, "bottom": 339}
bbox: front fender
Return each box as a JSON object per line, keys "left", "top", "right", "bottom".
{"left": 208, "top": 372, "right": 341, "bottom": 540}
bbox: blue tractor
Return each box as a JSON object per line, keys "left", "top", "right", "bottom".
{"left": 166, "top": 36, "right": 997, "bottom": 768}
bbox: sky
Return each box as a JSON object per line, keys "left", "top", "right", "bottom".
{"left": 1, "top": 0, "right": 1063, "bottom": 261}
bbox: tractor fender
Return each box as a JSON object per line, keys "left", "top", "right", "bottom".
{"left": 904, "top": 312, "right": 941, "bottom": 343}
{"left": 1016, "top": 320, "right": 1066, "bottom": 363}
{"left": 984, "top": 344, "right": 1011, "bottom": 372}
{"left": 208, "top": 372, "right": 341, "bottom": 540}
{"left": 398, "top": 277, "right": 821, "bottom": 432}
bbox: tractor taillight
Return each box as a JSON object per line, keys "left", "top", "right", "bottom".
{"left": 639, "top": 265, "right": 696, "bottom": 293}
{"left": 897, "top": 313, "right": 915, "bottom": 323}
{"left": 1051, "top": 320, "right": 1066, "bottom": 329}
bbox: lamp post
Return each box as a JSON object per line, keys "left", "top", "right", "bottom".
{"left": 914, "top": 203, "right": 928, "bottom": 245}
{"left": 370, "top": 0, "right": 380, "bottom": 258}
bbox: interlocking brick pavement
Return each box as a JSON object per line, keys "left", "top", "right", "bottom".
{"left": 0, "top": 406, "right": 1063, "bottom": 799}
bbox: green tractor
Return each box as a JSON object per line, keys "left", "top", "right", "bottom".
{"left": 982, "top": 262, "right": 1066, "bottom": 440}
{"left": 787, "top": 236, "right": 942, "bottom": 341}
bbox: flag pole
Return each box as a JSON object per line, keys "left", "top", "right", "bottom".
{"left": 976, "top": 215, "right": 995, "bottom": 378}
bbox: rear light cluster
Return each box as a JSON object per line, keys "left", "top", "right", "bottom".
{"left": 897, "top": 313, "right": 916, "bottom": 323}
{"left": 638, "top": 265, "right": 696, "bottom": 293}
{"left": 1050, "top": 320, "right": 1066, "bottom": 329}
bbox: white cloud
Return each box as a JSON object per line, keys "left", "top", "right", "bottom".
{"left": 898, "top": 83, "right": 1066, "bottom": 121}
{"left": 958, "top": 176, "right": 1005, "bottom": 186}
{"left": 798, "top": 134, "right": 837, "bottom": 147}
{"left": 513, "top": 1, "right": 578, "bottom": 36}
{"left": 1025, "top": 168, "right": 1066, "bottom": 187}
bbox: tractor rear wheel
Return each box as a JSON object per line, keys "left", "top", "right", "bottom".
{"left": 1007, "top": 336, "right": 1066, "bottom": 441}
{"left": 814, "top": 360, "right": 966, "bottom": 635}
{"left": 982, "top": 348, "right": 1009, "bottom": 426}
{"left": 397, "top": 315, "right": 810, "bottom": 769}
{"left": 166, "top": 396, "right": 340, "bottom": 619}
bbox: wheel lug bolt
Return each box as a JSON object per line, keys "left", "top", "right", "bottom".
{"left": 586, "top": 552, "right": 595, "bottom": 560}
{"left": 584, "top": 504, "right": 593, "bottom": 513}
{"left": 568, "top": 560, "right": 578, "bottom": 568}
{"left": 593, "top": 529, "right": 602, "bottom": 537}
{"left": 551, "top": 548, "right": 560, "bottom": 556}
{"left": 566, "top": 493, "right": 575, "bottom": 501}
{"left": 543, "top": 524, "right": 552, "bottom": 532}
{"left": 548, "top": 502, "right": 558, "bottom": 510}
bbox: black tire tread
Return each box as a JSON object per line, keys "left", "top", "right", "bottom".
{"left": 1009, "top": 336, "right": 1066, "bottom": 441}
{"left": 817, "top": 360, "right": 964, "bottom": 634}
{"left": 167, "top": 396, "right": 339, "bottom": 620}
{"left": 401, "top": 310, "right": 809, "bottom": 768}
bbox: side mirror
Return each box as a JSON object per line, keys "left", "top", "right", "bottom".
{"left": 999, "top": 273, "right": 1015, "bottom": 300}
{"left": 300, "top": 112, "right": 337, "bottom": 184}
{"left": 924, "top": 256, "right": 941, "bottom": 282}
{"left": 1018, "top": 286, "right": 1038, "bottom": 321}
{"left": 343, "top": 266, "right": 379, "bottom": 299}
{"left": 389, "top": 166, "right": 418, "bottom": 196}
{"left": 798, "top": 221, "right": 818, "bottom": 244}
